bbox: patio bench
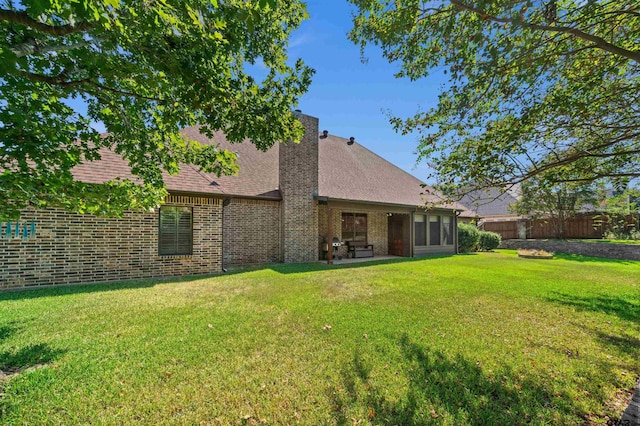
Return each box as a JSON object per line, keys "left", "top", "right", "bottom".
{"left": 347, "top": 241, "right": 374, "bottom": 258}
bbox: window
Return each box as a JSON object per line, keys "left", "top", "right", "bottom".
{"left": 429, "top": 215, "right": 441, "bottom": 246}
{"left": 341, "top": 213, "right": 367, "bottom": 242}
{"left": 159, "top": 206, "right": 193, "bottom": 255}
{"left": 443, "top": 216, "right": 454, "bottom": 245}
{"left": 414, "top": 214, "right": 426, "bottom": 246}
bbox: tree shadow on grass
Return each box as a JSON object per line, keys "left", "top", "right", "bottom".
{"left": 328, "top": 335, "right": 572, "bottom": 425}
{"left": 0, "top": 343, "right": 64, "bottom": 374}
{"left": 593, "top": 329, "right": 640, "bottom": 355}
{"left": 265, "top": 256, "right": 436, "bottom": 275}
{"left": 1, "top": 256, "right": 442, "bottom": 301}
{"left": 547, "top": 292, "right": 640, "bottom": 325}
{"left": 0, "top": 271, "right": 228, "bottom": 301}
{"left": 0, "top": 321, "right": 65, "bottom": 375}
{"left": 0, "top": 341, "right": 66, "bottom": 423}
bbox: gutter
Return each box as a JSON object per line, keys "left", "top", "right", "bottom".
{"left": 168, "top": 190, "right": 282, "bottom": 202}
{"left": 315, "top": 195, "right": 464, "bottom": 213}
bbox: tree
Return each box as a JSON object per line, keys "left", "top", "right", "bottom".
{"left": 595, "top": 184, "right": 640, "bottom": 240}
{"left": 0, "top": 0, "right": 313, "bottom": 219}
{"left": 349, "top": 0, "right": 640, "bottom": 199}
{"left": 511, "top": 178, "right": 598, "bottom": 239}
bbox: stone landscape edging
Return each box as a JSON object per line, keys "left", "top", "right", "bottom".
{"left": 500, "top": 240, "right": 640, "bottom": 261}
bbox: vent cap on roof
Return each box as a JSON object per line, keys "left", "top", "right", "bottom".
{"left": 321, "top": 130, "right": 329, "bottom": 138}
{"left": 347, "top": 136, "right": 355, "bottom": 145}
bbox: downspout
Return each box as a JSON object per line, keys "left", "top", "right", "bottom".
{"left": 280, "top": 197, "right": 285, "bottom": 263}
{"left": 411, "top": 207, "right": 418, "bottom": 257}
{"left": 327, "top": 203, "right": 333, "bottom": 265}
{"left": 455, "top": 211, "right": 461, "bottom": 254}
{"left": 221, "top": 198, "right": 231, "bottom": 272}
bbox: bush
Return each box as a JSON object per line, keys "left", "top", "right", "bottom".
{"left": 458, "top": 223, "right": 480, "bottom": 253}
{"left": 479, "top": 231, "right": 501, "bottom": 251}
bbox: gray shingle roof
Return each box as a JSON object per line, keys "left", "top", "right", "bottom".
{"left": 458, "top": 187, "right": 521, "bottom": 217}
{"left": 318, "top": 134, "right": 466, "bottom": 211}
{"left": 72, "top": 126, "right": 470, "bottom": 212}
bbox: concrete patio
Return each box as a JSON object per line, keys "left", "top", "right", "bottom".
{"left": 318, "top": 255, "right": 402, "bottom": 265}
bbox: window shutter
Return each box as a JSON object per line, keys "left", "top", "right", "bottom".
{"left": 159, "top": 207, "right": 178, "bottom": 255}
{"left": 159, "top": 206, "right": 193, "bottom": 255}
{"left": 176, "top": 207, "right": 193, "bottom": 255}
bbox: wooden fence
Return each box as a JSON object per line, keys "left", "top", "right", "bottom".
{"left": 481, "top": 214, "right": 639, "bottom": 239}
{"left": 528, "top": 215, "right": 603, "bottom": 239}
{"left": 481, "top": 221, "right": 519, "bottom": 239}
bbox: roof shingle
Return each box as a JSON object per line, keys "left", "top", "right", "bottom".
{"left": 72, "top": 126, "right": 470, "bottom": 212}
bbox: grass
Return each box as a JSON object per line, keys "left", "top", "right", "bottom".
{"left": 1, "top": 251, "right": 639, "bottom": 425}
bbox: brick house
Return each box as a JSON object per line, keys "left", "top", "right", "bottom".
{"left": 1, "top": 113, "right": 468, "bottom": 290}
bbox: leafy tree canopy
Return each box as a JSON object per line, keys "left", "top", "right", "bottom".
{"left": 349, "top": 0, "right": 639, "bottom": 200}
{"left": 596, "top": 182, "right": 640, "bottom": 239}
{"left": 1, "top": 0, "right": 313, "bottom": 219}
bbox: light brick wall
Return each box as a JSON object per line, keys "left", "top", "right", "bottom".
{"left": 318, "top": 204, "right": 389, "bottom": 259}
{"left": 0, "top": 196, "right": 222, "bottom": 290}
{"left": 222, "top": 198, "right": 281, "bottom": 266}
{"left": 368, "top": 212, "right": 389, "bottom": 256}
{"left": 279, "top": 114, "right": 319, "bottom": 263}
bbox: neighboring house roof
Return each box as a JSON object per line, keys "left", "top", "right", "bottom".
{"left": 73, "top": 126, "right": 470, "bottom": 212}
{"left": 457, "top": 185, "right": 614, "bottom": 220}
{"left": 458, "top": 186, "right": 522, "bottom": 219}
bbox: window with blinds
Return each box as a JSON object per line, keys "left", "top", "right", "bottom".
{"left": 159, "top": 206, "right": 193, "bottom": 255}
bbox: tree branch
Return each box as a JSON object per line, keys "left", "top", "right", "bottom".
{"left": 449, "top": 0, "right": 640, "bottom": 63}
{"left": 20, "top": 70, "right": 167, "bottom": 103}
{"left": 0, "top": 8, "right": 93, "bottom": 36}
{"left": 85, "top": 81, "right": 167, "bottom": 102}
{"left": 554, "top": 173, "right": 640, "bottom": 183}
{"left": 11, "top": 39, "right": 93, "bottom": 57}
{"left": 19, "top": 70, "right": 89, "bottom": 87}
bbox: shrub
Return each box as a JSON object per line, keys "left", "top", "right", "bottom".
{"left": 479, "top": 231, "right": 502, "bottom": 251}
{"left": 458, "top": 223, "right": 480, "bottom": 253}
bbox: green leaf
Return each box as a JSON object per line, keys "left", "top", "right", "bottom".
{"left": 0, "top": 0, "right": 312, "bottom": 218}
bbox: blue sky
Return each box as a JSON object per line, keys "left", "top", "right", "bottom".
{"left": 69, "top": 2, "right": 446, "bottom": 183}
{"left": 286, "top": 2, "right": 445, "bottom": 183}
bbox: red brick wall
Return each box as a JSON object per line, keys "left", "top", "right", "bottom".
{"left": 222, "top": 198, "right": 281, "bottom": 266}
{"left": 0, "top": 195, "right": 222, "bottom": 290}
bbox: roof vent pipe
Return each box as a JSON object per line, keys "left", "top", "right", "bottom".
{"left": 321, "top": 130, "right": 329, "bottom": 138}
{"left": 347, "top": 136, "right": 355, "bottom": 145}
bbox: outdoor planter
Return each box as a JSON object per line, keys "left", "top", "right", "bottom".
{"left": 517, "top": 249, "right": 554, "bottom": 259}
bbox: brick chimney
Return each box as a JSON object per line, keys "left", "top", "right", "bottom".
{"left": 279, "top": 112, "right": 319, "bottom": 263}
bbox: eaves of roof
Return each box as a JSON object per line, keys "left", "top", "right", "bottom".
{"left": 316, "top": 195, "right": 467, "bottom": 213}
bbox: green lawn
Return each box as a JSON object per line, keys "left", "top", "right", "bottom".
{"left": 1, "top": 251, "right": 639, "bottom": 425}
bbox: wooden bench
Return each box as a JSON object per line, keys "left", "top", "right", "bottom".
{"left": 347, "top": 241, "right": 374, "bottom": 258}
